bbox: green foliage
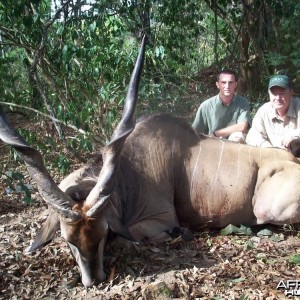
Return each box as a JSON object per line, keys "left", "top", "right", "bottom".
{"left": 51, "top": 154, "right": 70, "bottom": 175}
{"left": 243, "top": 240, "right": 254, "bottom": 251}
{"left": 17, "top": 128, "right": 50, "bottom": 153}
{"left": 7, "top": 128, "right": 49, "bottom": 162}
{"left": 230, "top": 277, "right": 246, "bottom": 283}
{"left": 3, "top": 170, "right": 32, "bottom": 203}
{"left": 264, "top": 1, "right": 300, "bottom": 79}
{"left": 68, "top": 134, "right": 93, "bottom": 153}
{"left": 0, "top": 0, "right": 299, "bottom": 165}
{"left": 289, "top": 254, "right": 300, "bottom": 265}
{"left": 206, "top": 234, "right": 212, "bottom": 247}
{"left": 220, "top": 224, "right": 253, "bottom": 236}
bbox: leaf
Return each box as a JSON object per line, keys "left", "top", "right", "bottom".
{"left": 220, "top": 224, "right": 240, "bottom": 235}
{"left": 206, "top": 237, "right": 212, "bottom": 247}
{"left": 243, "top": 240, "right": 254, "bottom": 251}
{"left": 220, "top": 224, "right": 252, "bottom": 236}
{"left": 149, "top": 247, "right": 161, "bottom": 253}
{"left": 230, "top": 277, "right": 246, "bottom": 283}
{"left": 255, "top": 253, "right": 267, "bottom": 259}
{"left": 238, "top": 225, "right": 253, "bottom": 236}
{"left": 257, "top": 229, "right": 273, "bottom": 236}
{"left": 89, "top": 21, "right": 96, "bottom": 32}
{"left": 289, "top": 254, "right": 300, "bottom": 265}
{"left": 269, "top": 234, "right": 285, "bottom": 242}
{"left": 23, "top": 15, "right": 33, "bottom": 27}
{"left": 5, "top": 171, "right": 24, "bottom": 180}
{"left": 266, "top": 258, "right": 277, "bottom": 265}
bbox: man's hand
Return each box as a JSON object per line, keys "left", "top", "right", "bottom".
{"left": 214, "top": 122, "right": 249, "bottom": 138}
{"left": 260, "top": 140, "right": 273, "bottom": 148}
{"left": 281, "top": 136, "right": 297, "bottom": 150}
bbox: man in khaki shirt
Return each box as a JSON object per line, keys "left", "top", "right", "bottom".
{"left": 246, "top": 75, "right": 300, "bottom": 156}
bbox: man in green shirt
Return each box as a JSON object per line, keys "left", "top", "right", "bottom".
{"left": 192, "top": 69, "right": 251, "bottom": 143}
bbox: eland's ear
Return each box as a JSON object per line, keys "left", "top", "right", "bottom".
{"left": 28, "top": 210, "right": 60, "bottom": 252}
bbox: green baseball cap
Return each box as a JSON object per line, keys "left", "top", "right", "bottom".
{"left": 268, "top": 75, "right": 293, "bottom": 89}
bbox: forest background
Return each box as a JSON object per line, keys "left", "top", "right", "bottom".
{"left": 0, "top": 0, "right": 300, "bottom": 176}
{"left": 1, "top": 2, "right": 300, "bottom": 298}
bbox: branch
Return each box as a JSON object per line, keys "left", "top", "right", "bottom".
{"left": 0, "top": 26, "right": 33, "bottom": 52}
{"left": 0, "top": 102, "right": 87, "bottom": 135}
{"left": 228, "top": 13, "right": 245, "bottom": 61}
{"left": 203, "top": 0, "right": 239, "bottom": 35}
{"left": 212, "top": 0, "right": 219, "bottom": 67}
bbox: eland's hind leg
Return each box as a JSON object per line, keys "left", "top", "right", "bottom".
{"left": 253, "top": 169, "right": 300, "bottom": 225}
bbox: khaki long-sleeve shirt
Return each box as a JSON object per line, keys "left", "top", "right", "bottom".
{"left": 246, "top": 97, "right": 300, "bottom": 148}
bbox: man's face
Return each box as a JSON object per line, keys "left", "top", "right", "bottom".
{"left": 216, "top": 73, "right": 237, "bottom": 99}
{"left": 269, "top": 86, "right": 293, "bottom": 113}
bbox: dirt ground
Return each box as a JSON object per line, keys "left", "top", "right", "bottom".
{"left": 1, "top": 195, "right": 300, "bottom": 300}
{"left": 1, "top": 113, "right": 300, "bottom": 300}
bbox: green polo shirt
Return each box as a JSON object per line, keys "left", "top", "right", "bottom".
{"left": 192, "top": 94, "right": 251, "bottom": 135}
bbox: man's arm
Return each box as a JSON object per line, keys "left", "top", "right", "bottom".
{"left": 245, "top": 108, "right": 271, "bottom": 147}
{"left": 281, "top": 99, "right": 300, "bottom": 149}
{"left": 214, "top": 122, "right": 249, "bottom": 138}
{"left": 214, "top": 98, "right": 250, "bottom": 137}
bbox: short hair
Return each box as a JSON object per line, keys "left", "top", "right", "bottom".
{"left": 217, "top": 69, "right": 238, "bottom": 82}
